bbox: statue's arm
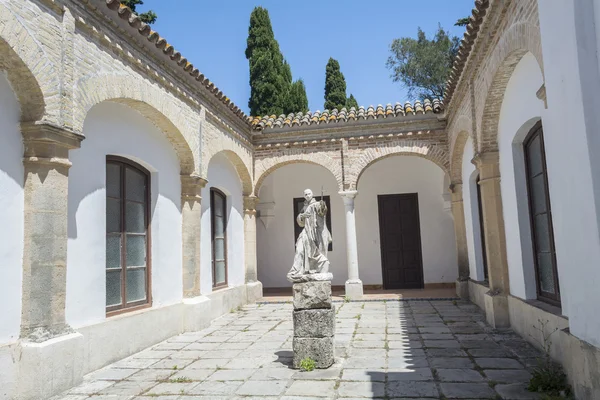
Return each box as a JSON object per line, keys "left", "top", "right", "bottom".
{"left": 317, "top": 200, "right": 327, "bottom": 216}
{"left": 296, "top": 213, "right": 306, "bottom": 227}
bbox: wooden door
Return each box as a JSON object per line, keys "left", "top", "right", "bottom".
{"left": 377, "top": 193, "right": 424, "bottom": 289}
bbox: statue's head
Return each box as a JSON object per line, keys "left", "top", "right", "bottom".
{"left": 303, "top": 189, "right": 313, "bottom": 202}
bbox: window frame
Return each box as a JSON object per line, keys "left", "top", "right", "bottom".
{"left": 476, "top": 174, "right": 489, "bottom": 282}
{"left": 523, "top": 122, "right": 561, "bottom": 306}
{"left": 210, "top": 188, "right": 228, "bottom": 289}
{"left": 106, "top": 156, "right": 152, "bottom": 316}
{"left": 293, "top": 195, "right": 333, "bottom": 252}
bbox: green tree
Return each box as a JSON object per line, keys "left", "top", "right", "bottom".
{"left": 346, "top": 93, "right": 359, "bottom": 110}
{"left": 121, "top": 0, "right": 157, "bottom": 24}
{"left": 386, "top": 25, "right": 460, "bottom": 100}
{"left": 287, "top": 79, "right": 309, "bottom": 113}
{"left": 245, "top": 7, "right": 291, "bottom": 116}
{"left": 455, "top": 17, "right": 470, "bottom": 27}
{"left": 324, "top": 58, "right": 348, "bottom": 111}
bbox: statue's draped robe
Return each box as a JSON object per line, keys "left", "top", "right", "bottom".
{"left": 288, "top": 199, "right": 332, "bottom": 279}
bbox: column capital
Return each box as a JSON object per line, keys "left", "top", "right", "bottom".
{"left": 243, "top": 195, "right": 259, "bottom": 215}
{"left": 449, "top": 182, "right": 463, "bottom": 203}
{"left": 21, "top": 122, "right": 84, "bottom": 169}
{"left": 472, "top": 151, "right": 501, "bottom": 181}
{"left": 181, "top": 174, "right": 207, "bottom": 202}
{"left": 339, "top": 190, "right": 358, "bottom": 207}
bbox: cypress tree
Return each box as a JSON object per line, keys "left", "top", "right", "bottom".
{"left": 324, "top": 58, "right": 348, "bottom": 111}
{"left": 246, "top": 7, "right": 287, "bottom": 116}
{"left": 287, "top": 79, "right": 309, "bottom": 114}
{"left": 346, "top": 93, "right": 359, "bottom": 110}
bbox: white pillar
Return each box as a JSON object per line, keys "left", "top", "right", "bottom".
{"left": 340, "top": 190, "right": 363, "bottom": 299}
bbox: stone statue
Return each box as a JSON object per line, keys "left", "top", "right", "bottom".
{"left": 287, "top": 188, "right": 333, "bottom": 283}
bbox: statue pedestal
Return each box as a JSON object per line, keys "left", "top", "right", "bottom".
{"left": 291, "top": 280, "right": 335, "bottom": 369}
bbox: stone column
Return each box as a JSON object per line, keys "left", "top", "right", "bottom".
{"left": 473, "top": 152, "right": 510, "bottom": 328}
{"left": 20, "top": 122, "right": 83, "bottom": 341}
{"left": 339, "top": 190, "right": 363, "bottom": 299}
{"left": 450, "top": 183, "right": 470, "bottom": 299}
{"left": 244, "top": 195, "right": 263, "bottom": 302}
{"left": 181, "top": 175, "right": 207, "bottom": 298}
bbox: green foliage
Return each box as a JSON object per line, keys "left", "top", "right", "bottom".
{"left": 120, "top": 0, "right": 157, "bottom": 24}
{"left": 386, "top": 25, "right": 460, "bottom": 100}
{"left": 455, "top": 17, "right": 471, "bottom": 27}
{"left": 246, "top": 7, "right": 306, "bottom": 116}
{"left": 169, "top": 377, "right": 192, "bottom": 383}
{"left": 299, "top": 357, "right": 316, "bottom": 372}
{"left": 527, "top": 319, "right": 572, "bottom": 398}
{"left": 324, "top": 58, "right": 348, "bottom": 111}
{"left": 346, "top": 93, "right": 359, "bottom": 110}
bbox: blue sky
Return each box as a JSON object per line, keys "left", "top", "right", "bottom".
{"left": 141, "top": 0, "right": 474, "bottom": 114}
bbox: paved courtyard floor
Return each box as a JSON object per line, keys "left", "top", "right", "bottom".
{"left": 52, "top": 300, "right": 545, "bottom": 400}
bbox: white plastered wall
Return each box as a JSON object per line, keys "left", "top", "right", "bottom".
{"left": 66, "top": 102, "right": 182, "bottom": 328}
{"left": 355, "top": 156, "right": 458, "bottom": 285}
{"left": 0, "top": 73, "right": 24, "bottom": 343}
{"left": 461, "top": 136, "right": 486, "bottom": 281}
{"left": 497, "top": 52, "right": 544, "bottom": 301}
{"left": 536, "top": 0, "right": 600, "bottom": 346}
{"left": 256, "top": 163, "right": 348, "bottom": 288}
{"left": 200, "top": 153, "right": 245, "bottom": 295}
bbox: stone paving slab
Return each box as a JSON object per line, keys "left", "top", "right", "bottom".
{"left": 51, "top": 300, "right": 548, "bottom": 400}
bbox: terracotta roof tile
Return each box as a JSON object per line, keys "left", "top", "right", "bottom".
{"left": 443, "top": 0, "right": 490, "bottom": 106}
{"left": 250, "top": 99, "right": 443, "bottom": 131}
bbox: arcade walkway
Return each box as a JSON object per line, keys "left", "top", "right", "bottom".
{"left": 52, "top": 300, "right": 543, "bottom": 399}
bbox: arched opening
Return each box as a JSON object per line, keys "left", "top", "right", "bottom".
{"left": 356, "top": 155, "right": 457, "bottom": 290}
{"left": 256, "top": 162, "right": 345, "bottom": 290}
{"left": 66, "top": 101, "right": 184, "bottom": 327}
{"left": 201, "top": 152, "right": 245, "bottom": 294}
{"left": 0, "top": 71, "right": 25, "bottom": 342}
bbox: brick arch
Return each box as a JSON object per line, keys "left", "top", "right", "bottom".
{"left": 349, "top": 140, "right": 450, "bottom": 190}
{"left": 0, "top": 4, "right": 52, "bottom": 123}
{"left": 206, "top": 150, "right": 253, "bottom": 196}
{"left": 254, "top": 152, "right": 344, "bottom": 196}
{"left": 478, "top": 22, "right": 543, "bottom": 152}
{"left": 449, "top": 114, "right": 474, "bottom": 183}
{"left": 76, "top": 74, "right": 197, "bottom": 175}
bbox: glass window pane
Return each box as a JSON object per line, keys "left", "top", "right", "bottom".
{"left": 126, "top": 201, "right": 146, "bottom": 233}
{"left": 107, "top": 198, "right": 121, "bottom": 233}
{"left": 215, "top": 260, "right": 226, "bottom": 284}
{"left": 531, "top": 174, "right": 548, "bottom": 215}
{"left": 106, "top": 235, "right": 121, "bottom": 270}
{"left": 534, "top": 214, "right": 551, "bottom": 253}
{"left": 526, "top": 134, "right": 543, "bottom": 177}
{"left": 214, "top": 215, "right": 224, "bottom": 237}
{"left": 126, "top": 268, "right": 147, "bottom": 303}
{"left": 106, "top": 163, "right": 121, "bottom": 198}
{"left": 106, "top": 270, "right": 122, "bottom": 306}
{"left": 126, "top": 235, "right": 146, "bottom": 268}
{"left": 537, "top": 252, "right": 556, "bottom": 295}
{"left": 214, "top": 238, "right": 225, "bottom": 261}
{"left": 214, "top": 193, "right": 224, "bottom": 217}
{"left": 126, "top": 167, "right": 146, "bottom": 202}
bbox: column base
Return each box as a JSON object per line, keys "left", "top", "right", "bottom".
{"left": 246, "top": 281, "right": 263, "bottom": 304}
{"left": 17, "top": 332, "right": 84, "bottom": 400}
{"left": 456, "top": 279, "right": 470, "bottom": 299}
{"left": 182, "top": 295, "right": 212, "bottom": 332}
{"left": 345, "top": 279, "right": 363, "bottom": 300}
{"left": 484, "top": 292, "right": 510, "bottom": 328}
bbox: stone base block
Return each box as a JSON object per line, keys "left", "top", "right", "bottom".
{"left": 484, "top": 292, "right": 510, "bottom": 328}
{"left": 17, "top": 332, "right": 84, "bottom": 400}
{"left": 183, "top": 295, "right": 212, "bottom": 332}
{"left": 293, "top": 281, "right": 332, "bottom": 310}
{"left": 456, "top": 279, "right": 469, "bottom": 299}
{"left": 293, "top": 307, "right": 335, "bottom": 337}
{"left": 293, "top": 337, "right": 334, "bottom": 369}
{"left": 345, "top": 279, "right": 363, "bottom": 300}
{"left": 246, "top": 281, "right": 263, "bottom": 304}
